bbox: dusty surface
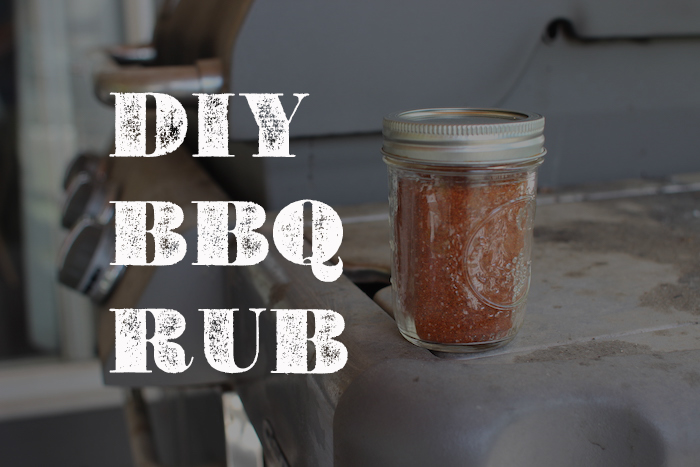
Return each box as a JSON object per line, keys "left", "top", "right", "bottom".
{"left": 513, "top": 340, "right": 651, "bottom": 364}
{"left": 534, "top": 192, "right": 700, "bottom": 316}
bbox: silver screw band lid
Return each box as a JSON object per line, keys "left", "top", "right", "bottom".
{"left": 382, "top": 108, "right": 545, "bottom": 165}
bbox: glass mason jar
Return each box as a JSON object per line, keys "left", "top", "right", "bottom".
{"left": 383, "top": 108, "right": 545, "bottom": 353}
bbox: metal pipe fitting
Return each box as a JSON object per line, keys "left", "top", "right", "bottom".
{"left": 94, "top": 58, "right": 223, "bottom": 106}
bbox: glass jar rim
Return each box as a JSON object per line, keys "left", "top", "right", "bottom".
{"left": 382, "top": 150, "right": 546, "bottom": 172}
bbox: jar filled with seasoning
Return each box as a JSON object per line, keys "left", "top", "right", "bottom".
{"left": 383, "top": 108, "right": 545, "bottom": 352}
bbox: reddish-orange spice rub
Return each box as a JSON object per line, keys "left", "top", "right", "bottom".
{"left": 393, "top": 167, "right": 535, "bottom": 344}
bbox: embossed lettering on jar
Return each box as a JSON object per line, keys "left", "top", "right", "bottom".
{"left": 383, "top": 108, "right": 545, "bottom": 353}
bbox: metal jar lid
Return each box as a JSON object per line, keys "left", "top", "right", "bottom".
{"left": 382, "top": 108, "right": 545, "bottom": 165}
